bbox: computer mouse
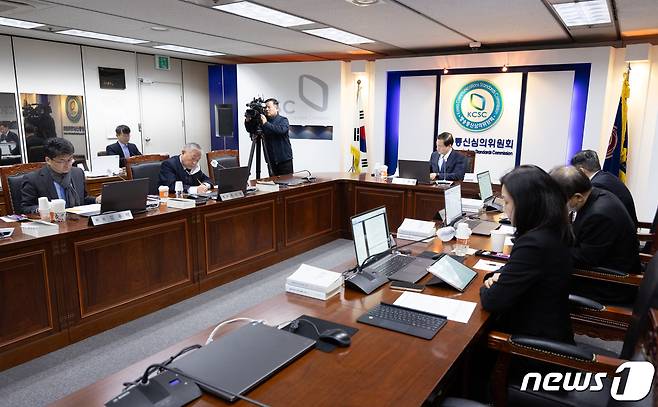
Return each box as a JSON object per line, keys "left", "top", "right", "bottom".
{"left": 319, "top": 328, "right": 351, "bottom": 347}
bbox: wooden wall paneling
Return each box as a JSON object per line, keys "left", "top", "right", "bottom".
{"left": 283, "top": 186, "right": 334, "bottom": 247}
{"left": 67, "top": 218, "right": 196, "bottom": 341}
{"left": 0, "top": 246, "right": 67, "bottom": 370}
{"left": 354, "top": 185, "right": 406, "bottom": 232}
{"left": 412, "top": 191, "right": 445, "bottom": 221}
{"left": 203, "top": 199, "right": 276, "bottom": 278}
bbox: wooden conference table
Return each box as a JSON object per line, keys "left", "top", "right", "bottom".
{"left": 0, "top": 173, "right": 498, "bottom": 375}
{"left": 52, "top": 233, "right": 501, "bottom": 407}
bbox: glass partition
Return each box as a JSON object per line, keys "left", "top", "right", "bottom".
{"left": 20, "top": 93, "right": 87, "bottom": 163}
{"left": 0, "top": 93, "right": 21, "bottom": 165}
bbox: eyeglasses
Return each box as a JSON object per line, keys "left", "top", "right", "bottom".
{"left": 50, "top": 156, "right": 75, "bottom": 165}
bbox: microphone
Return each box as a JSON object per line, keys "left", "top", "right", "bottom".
{"left": 210, "top": 159, "right": 227, "bottom": 169}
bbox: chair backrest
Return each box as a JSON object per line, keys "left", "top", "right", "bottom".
{"left": 622, "top": 255, "right": 658, "bottom": 359}
{"left": 27, "top": 145, "right": 45, "bottom": 163}
{"left": 460, "top": 150, "right": 476, "bottom": 173}
{"left": 97, "top": 151, "right": 107, "bottom": 157}
{"left": 125, "top": 154, "right": 169, "bottom": 195}
{"left": 0, "top": 162, "right": 46, "bottom": 214}
{"left": 206, "top": 150, "right": 240, "bottom": 182}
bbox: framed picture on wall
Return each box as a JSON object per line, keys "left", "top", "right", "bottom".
{"left": 98, "top": 67, "right": 126, "bottom": 90}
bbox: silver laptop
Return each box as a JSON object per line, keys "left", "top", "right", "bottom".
{"left": 444, "top": 184, "right": 500, "bottom": 236}
{"left": 351, "top": 206, "right": 431, "bottom": 283}
{"left": 477, "top": 171, "right": 504, "bottom": 212}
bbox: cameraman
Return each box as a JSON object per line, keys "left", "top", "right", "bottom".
{"left": 258, "top": 98, "right": 293, "bottom": 176}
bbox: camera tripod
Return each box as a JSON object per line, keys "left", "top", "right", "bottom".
{"left": 247, "top": 130, "right": 273, "bottom": 180}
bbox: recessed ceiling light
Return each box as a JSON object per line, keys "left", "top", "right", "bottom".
{"left": 0, "top": 17, "right": 44, "bottom": 29}
{"left": 213, "top": 1, "right": 314, "bottom": 27}
{"left": 303, "top": 28, "right": 374, "bottom": 45}
{"left": 57, "top": 29, "right": 148, "bottom": 44}
{"left": 150, "top": 26, "right": 169, "bottom": 32}
{"left": 153, "top": 45, "right": 224, "bottom": 56}
{"left": 552, "top": 0, "right": 611, "bottom": 27}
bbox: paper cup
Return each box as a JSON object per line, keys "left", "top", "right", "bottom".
{"left": 490, "top": 229, "right": 507, "bottom": 253}
{"left": 51, "top": 199, "right": 66, "bottom": 222}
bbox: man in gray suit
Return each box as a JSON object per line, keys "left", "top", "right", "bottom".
{"left": 21, "top": 138, "right": 99, "bottom": 214}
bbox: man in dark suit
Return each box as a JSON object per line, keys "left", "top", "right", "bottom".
{"left": 571, "top": 149, "right": 637, "bottom": 226}
{"left": 551, "top": 166, "right": 640, "bottom": 303}
{"left": 429, "top": 132, "right": 467, "bottom": 181}
{"left": 106, "top": 124, "right": 142, "bottom": 167}
{"left": 21, "top": 138, "right": 99, "bottom": 214}
{"left": 159, "top": 142, "right": 212, "bottom": 194}
{"left": 246, "top": 98, "right": 293, "bottom": 176}
{"left": 0, "top": 123, "right": 21, "bottom": 156}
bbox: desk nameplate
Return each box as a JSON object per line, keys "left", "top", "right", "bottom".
{"left": 219, "top": 190, "right": 244, "bottom": 201}
{"left": 88, "top": 210, "right": 133, "bottom": 226}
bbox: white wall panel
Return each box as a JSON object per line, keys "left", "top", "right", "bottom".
{"left": 0, "top": 36, "right": 16, "bottom": 93}
{"left": 82, "top": 47, "right": 140, "bottom": 164}
{"left": 182, "top": 60, "right": 211, "bottom": 174}
{"left": 13, "top": 37, "right": 83, "bottom": 95}
{"left": 397, "top": 76, "right": 436, "bottom": 163}
{"left": 520, "top": 71, "right": 574, "bottom": 170}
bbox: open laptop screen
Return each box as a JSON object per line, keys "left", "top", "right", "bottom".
{"left": 351, "top": 206, "right": 391, "bottom": 267}
{"left": 444, "top": 184, "right": 462, "bottom": 226}
{"left": 477, "top": 171, "right": 493, "bottom": 201}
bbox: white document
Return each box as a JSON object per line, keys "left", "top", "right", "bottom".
{"left": 463, "top": 173, "right": 477, "bottom": 183}
{"left": 66, "top": 204, "right": 101, "bottom": 214}
{"left": 498, "top": 225, "right": 516, "bottom": 234}
{"left": 394, "top": 292, "right": 477, "bottom": 324}
{"left": 473, "top": 259, "right": 505, "bottom": 272}
{"left": 451, "top": 247, "right": 477, "bottom": 256}
{"left": 397, "top": 218, "right": 436, "bottom": 239}
{"left": 391, "top": 177, "right": 417, "bottom": 185}
{"left": 504, "top": 236, "right": 514, "bottom": 246}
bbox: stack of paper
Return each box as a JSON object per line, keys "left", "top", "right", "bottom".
{"left": 461, "top": 198, "right": 484, "bottom": 214}
{"left": 393, "top": 292, "right": 477, "bottom": 324}
{"left": 285, "top": 264, "right": 343, "bottom": 300}
{"left": 21, "top": 220, "right": 58, "bottom": 237}
{"left": 397, "top": 218, "right": 436, "bottom": 241}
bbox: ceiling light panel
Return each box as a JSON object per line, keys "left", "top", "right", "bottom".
{"left": 153, "top": 44, "right": 224, "bottom": 56}
{"left": 57, "top": 29, "right": 148, "bottom": 44}
{"left": 213, "top": 1, "right": 314, "bottom": 27}
{"left": 552, "top": 0, "right": 611, "bottom": 27}
{"left": 0, "top": 17, "right": 44, "bottom": 29}
{"left": 303, "top": 27, "right": 374, "bottom": 45}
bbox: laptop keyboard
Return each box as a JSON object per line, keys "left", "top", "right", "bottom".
{"left": 369, "top": 255, "right": 415, "bottom": 277}
{"left": 357, "top": 303, "right": 447, "bottom": 340}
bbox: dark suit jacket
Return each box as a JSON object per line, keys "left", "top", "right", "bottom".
{"left": 429, "top": 149, "right": 467, "bottom": 181}
{"left": 159, "top": 156, "right": 212, "bottom": 193}
{"left": 106, "top": 142, "right": 142, "bottom": 167}
{"left": 570, "top": 188, "right": 640, "bottom": 304}
{"left": 591, "top": 170, "right": 637, "bottom": 226}
{"left": 1, "top": 131, "right": 20, "bottom": 155}
{"left": 21, "top": 166, "right": 95, "bottom": 214}
{"left": 480, "top": 227, "right": 574, "bottom": 343}
{"left": 261, "top": 114, "right": 293, "bottom": 165}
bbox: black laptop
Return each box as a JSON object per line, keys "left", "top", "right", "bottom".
{"left": 171, "top": 322, "right": 315, "bottom": 402}
{"left": 477, "top": 171, "right": 504, "bottom": 212}
{"left": 398, "top": 159, "right": 432, "bottom": 184}
{"left": 350, "top": 206, "right": 432, "bottom": 283}
{"left": 77, "top": 178, "right": 149, "bottom": 216}
{"left": 214, "top": 166, "right": 250, "bottom": 194}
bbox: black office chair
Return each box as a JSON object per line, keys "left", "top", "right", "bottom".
{"left": 206, "top": 149, "right": 239, "bottom": 183}
{"left": 97, "top": 151, "right": 108, "bottom": 157}
{"left": 27, "top": 145, "right": 45, "bottom": 163}
{"left": 125, "top": 154, "right": 169, "bottom": 195}
{"left": 0, "top": 162, "right": 46, "bottom": 214}
{"left": 487, "top": 255, "right": 658, "bottom": 407}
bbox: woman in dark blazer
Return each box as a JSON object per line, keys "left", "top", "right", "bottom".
{"left": 480, "top": 165, "right": 574, "bottom": 344}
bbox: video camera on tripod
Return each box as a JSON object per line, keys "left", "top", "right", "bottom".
{"left": 244, "top": 97, "right": 267, "bottom": 135}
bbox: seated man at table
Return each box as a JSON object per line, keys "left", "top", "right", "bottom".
{"left": 429, "top": 132, "right": 467, "bottom": 181}
{"left": 105, "top": 124, "right": 142, "bottom": 167}
{"left": 0, "top": 122, "right": 20, "bottom": 155}
{"left": 550, "top": 166, "right": 639, "bottom": 304}
{"left": 21, "top": 138, "right": 100, "bottom": 214}
{"left": 159, "top": 142, "right": 212, "bottom": 194}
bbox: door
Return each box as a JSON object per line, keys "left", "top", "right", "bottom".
{"left": 138, "top": 80, "right": 185, "bottom": 155}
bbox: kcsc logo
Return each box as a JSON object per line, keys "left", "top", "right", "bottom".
{"left": 453, "top": 79, "right": 503, "bottom": 132}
